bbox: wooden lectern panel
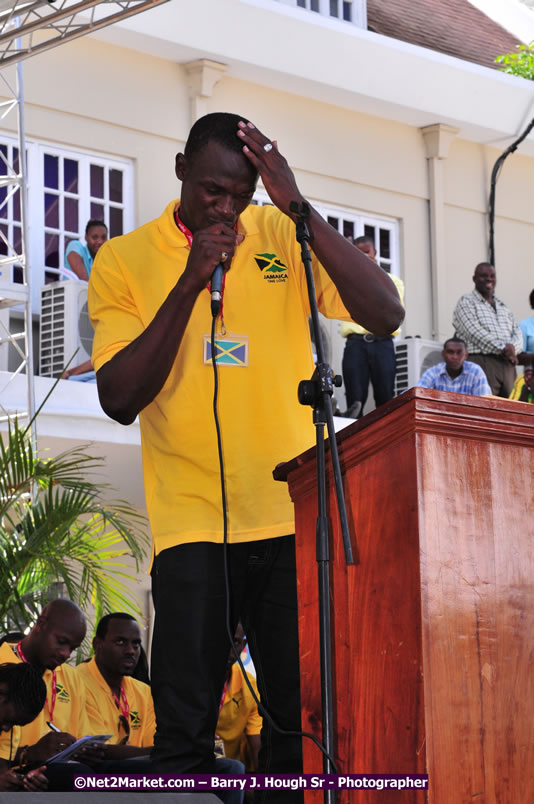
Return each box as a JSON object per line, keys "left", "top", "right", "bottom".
{"left": 280, "top": 389, "right": 534, "bottom": 804}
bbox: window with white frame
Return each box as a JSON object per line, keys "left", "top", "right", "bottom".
{"left": 0, "top": 132, "right": 133, "bottom": 305}
{"left": 38, "top": 143, "right": 133, "bottom": 283}
{"left": 275, "top": 0, "right": 365, "bottom": 26}
{"left": 0, "top": 141, "right": 23, "bottom": 283}
{"left": 252, "top": 191, "right": 400, "bottom": 276}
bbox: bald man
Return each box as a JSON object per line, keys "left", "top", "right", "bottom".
{"left": 0, "top": 600, "right": 91, "bottom": 769}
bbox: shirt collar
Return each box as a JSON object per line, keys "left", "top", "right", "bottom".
{"left": 440, "top": 362, "right": 464, "bottom": 379}
{"left": 473, "top": 288, "right": 502, "bottom": 306}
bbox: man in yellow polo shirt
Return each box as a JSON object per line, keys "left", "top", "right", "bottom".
{"left": 89, "top": 111, "right": 404, "bottom": 795}
{"left": 341, "top": 235, "right": 405, "bottom": 418}
{"left": 0, "top": 600, "right": 90, "bottom": 770}
{"left": 77, "top": 612, "right": 246, "bottom": 803}
{"left": 76, "top": 613, "right": 155, "bottom": 759}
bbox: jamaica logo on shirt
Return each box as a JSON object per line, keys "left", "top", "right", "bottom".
{"left": 254, "top": 253, "right": 288, "bottom": 283}
{"left": 55, "top": 684, "right": 70, "bottom": 703}
{"left": 130, "top": 711, "right": 141, "bottom": 728}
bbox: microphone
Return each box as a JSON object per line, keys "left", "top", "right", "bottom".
{"left": 211, "top": 263, "right": 224, "bottom": 317}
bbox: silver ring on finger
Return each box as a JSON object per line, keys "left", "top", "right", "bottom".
{"left": 263, "top": 142, "right": 273, "bottom": 152}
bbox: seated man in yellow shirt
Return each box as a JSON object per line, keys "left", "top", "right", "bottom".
{"left": 77, "top": 614, "right": 246, "bottom": 804}
{"left": 76, "top": 613, "right": 155, "bottom": 760}
{"left": 0, "top": 599, "right": 90, "bottom": 770}
{"left": 509, "top": 364, "right": 534, "bottom": 404}
{"left": 216, "top": 625, "right": 262, "bottom": 773}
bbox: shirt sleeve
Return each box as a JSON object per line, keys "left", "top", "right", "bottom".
{"left": 511, "top": 321, "right": 525, "bottom": 354}
{"left": 472, "top": 367, "right": 492, "bottom": 396}
{"left": 65, "top": 239, "right": 84, "bottom": 262}
{"left": 140, "top": 686, "right": 156, "bottom": 748}
{"left": 88, "top": 240, "right": 145, "bottom": 372}
{"left": 520, "top": 321, "right": 528, "bottom": 352}
{"left": 273, "top": 212, "right": 352, "bottom": 324}
{"left": 416, "top": 367, "right": 437, "bottom": 389}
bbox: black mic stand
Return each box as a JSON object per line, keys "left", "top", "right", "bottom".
{"left": 290, "top": 201, "right": 355, "bottom": 802}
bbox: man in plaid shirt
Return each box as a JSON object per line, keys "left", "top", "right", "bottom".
{"left": 452, "top": 262, "right": 523, "bottom": 397}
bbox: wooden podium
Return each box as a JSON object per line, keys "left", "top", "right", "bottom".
{"left": 277, "top": 388, "right": 534, "bottom": 803}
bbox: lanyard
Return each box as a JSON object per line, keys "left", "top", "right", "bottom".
{"left": 16, "top": 641, "right": 57, "bottom": 721}
{"left": 112, "top": 684, "right": 130, "bottom": 721}
{"left": 175, "top": 208, "right": 228, "bottom": 322}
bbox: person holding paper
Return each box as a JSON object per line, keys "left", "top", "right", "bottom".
{"left": 0, "top": 600, "right": 91, "bottom": 769}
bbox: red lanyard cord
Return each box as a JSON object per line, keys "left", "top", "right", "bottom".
{"left": 111, "top": 684, "right": 130, "bottom": 721}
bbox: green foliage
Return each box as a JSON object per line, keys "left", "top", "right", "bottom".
{"left": 496, "top": 41, "right": 534, "bottom": 80}
{"left": 0, "top": 417, "right": 148, "bottom": 641}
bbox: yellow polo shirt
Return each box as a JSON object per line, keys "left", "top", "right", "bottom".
{"left": 76, "top": 658, "right": 155, "bottom": 748}
{"left": 89, "top": 201, "right": 353, "bottom": 556}
{"left": 340, "top": 273, "right": 404, "bottom": 337}
{"left": 216, "top": 663, "right": 262, "bottom": 770}
{"left": 509, "top": 375, "right": 534, "bottom": 402}
{"left": 0, "top": 643, "right": 91, "bottom": 761}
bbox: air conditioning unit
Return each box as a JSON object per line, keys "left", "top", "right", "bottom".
{"left": 40, "top": 280, "right": 93, "bottom": 377}
{"left": 394, "top": 337, "right": 442, "bottom": 395}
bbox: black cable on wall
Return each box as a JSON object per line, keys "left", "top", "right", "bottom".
{"left": 488, "top": 115, "right": 534, "bottom": 267}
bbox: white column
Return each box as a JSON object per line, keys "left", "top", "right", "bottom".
{"left": 184, "top": 59, "right": 228, "bottom": 124}
{"left": 421, "top": 124, "right": 459, "bottom": 342}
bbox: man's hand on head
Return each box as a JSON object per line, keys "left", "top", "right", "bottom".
{"left": 237, "top": 121, "right": 304, "bottom": 218}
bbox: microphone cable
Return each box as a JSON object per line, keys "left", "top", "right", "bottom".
{"left": 209, "top": 309, "right": 339, "bottom": 775}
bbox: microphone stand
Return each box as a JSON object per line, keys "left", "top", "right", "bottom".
{"left": 290, "top": 201, "right": 355, "bottom": 802}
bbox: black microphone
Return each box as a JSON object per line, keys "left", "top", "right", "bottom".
{"left": 211, "top": 263, "right": 224, "bottom": 317}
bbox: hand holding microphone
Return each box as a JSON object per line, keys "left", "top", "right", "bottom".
{"left": 210, "top": 255, "right": 226, "bottom": 317}
{"left": 182, "top": 223, "right": 244, "bottom": 314}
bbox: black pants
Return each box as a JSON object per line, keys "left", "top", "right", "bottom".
{"left": 150, "top": 535, "right": 303, "bottom": 802}
{"left": 342, "top": 335, "right": 396, "bottom": 414}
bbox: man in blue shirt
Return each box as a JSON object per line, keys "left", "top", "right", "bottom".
{"left": 417, "top": 337, "right": 492, "bottom": 396}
